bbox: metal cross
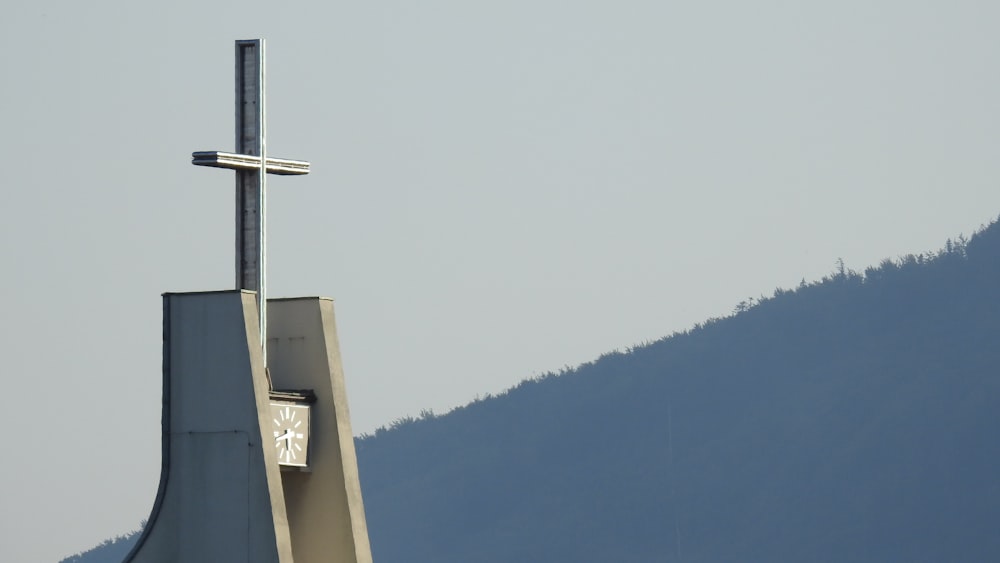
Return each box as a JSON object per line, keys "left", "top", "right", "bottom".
{"left": 192, "top": 39, "right": 310, "bottom": 365}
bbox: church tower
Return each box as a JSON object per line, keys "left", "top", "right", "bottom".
{"left": 125, "top": 40, "right": 373, "bottom": 563}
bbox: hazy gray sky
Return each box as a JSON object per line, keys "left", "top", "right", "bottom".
{"left": 3, "top": 1, "right": 1000, "bottom": 560}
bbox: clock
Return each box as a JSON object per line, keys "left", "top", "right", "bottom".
{"left": 270, "top": 401, "right": 310, "bottom": 468}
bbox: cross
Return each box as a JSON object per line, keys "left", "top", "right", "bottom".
{"left": 192, "top": 39, "right": 310, "bottom": 366}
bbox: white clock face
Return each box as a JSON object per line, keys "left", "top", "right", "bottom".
{"left": 270, "top": 402, "right": 310, "bottom": 467}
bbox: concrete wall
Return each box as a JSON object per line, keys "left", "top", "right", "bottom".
{"left": 268, "top": 298, "right": 373, "bottom": 563}
{"left": 126, "top": 291, "right": 293, "bottom": 563}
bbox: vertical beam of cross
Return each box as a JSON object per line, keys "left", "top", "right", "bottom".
{"left": 192, "top": 39, "right": 310, "bottom": 366}
{"left": 236, "top": 39, "right": 267, "bottom": 362}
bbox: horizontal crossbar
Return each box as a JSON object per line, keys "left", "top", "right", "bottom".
{"left": 192, "top": 151, "right": 310, "bottom": 175}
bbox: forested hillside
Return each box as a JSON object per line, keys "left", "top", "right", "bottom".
{"left": 65, "top": 218, "right": 1000, "bottom": 562}
{"left": 358, "top": 218, "right": 1000, "bottom": 562}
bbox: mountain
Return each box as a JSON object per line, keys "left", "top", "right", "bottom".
{"left": 64, "top": 218, "right": 1000, "bottom": 562}
{"left": 61, "top": 532, "right": 140, "bottom": 563}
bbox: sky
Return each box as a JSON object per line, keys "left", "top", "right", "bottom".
{"left": 2, "top": 1, "right": 1000, "bottom": 561}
